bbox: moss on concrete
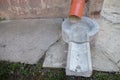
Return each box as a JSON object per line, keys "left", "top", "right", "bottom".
{"left": 0, "top": 17, "right": 5, "bottom": 21}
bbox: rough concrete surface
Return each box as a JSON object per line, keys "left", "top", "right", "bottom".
{"left": 0, "top": 17, "right": 120, "bottom": 71}
{"left": 0, "top": 19, "right": 62, "bottom": 64}
{"left": 92, "top": 18, "right": 120, "bottom": 71}
{"left": 43, "top": 17, "right": 120, "bottom": 72}
{"left": 101, "top": 0, "right": 120, "bottom": 23}
{"left": 43, "top": 39, "right": 68, "bottom": 68}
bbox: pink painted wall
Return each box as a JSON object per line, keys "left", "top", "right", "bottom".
{"left": 0, "top": 0, "right": 103, "bottom": 19}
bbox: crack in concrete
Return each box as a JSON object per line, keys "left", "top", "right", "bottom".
{"left": 42, "top": 36, "right": 62, "bottom": 66}
{"left": 44, "top": 36, "right": 62, "bottom": 56}
{"left": 86, "top": 0, "right": 90, "bottom": 16}
{"left": 117, "top": 60, "right": 120, "bottom": 64}
{"left": 102, "top": 50, "right": 120, "bottom": 71}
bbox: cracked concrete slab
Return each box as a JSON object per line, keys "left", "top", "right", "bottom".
{"left": 92, "top": 18, "right": 120, "bottom": 71}
{"left": 43, "top": 39, "right": 68, "bottom": 68}
{"left": 1, "top": 17, "right": 120, "bottom": 72}
{"left": 101, "top": 0, "right": 120, "bottom": 23}
{"left": 0, "top": 18, "right": 62, "bottom": 64}
{"left": 43, "top": 17, "right": 120, "bottom": 72}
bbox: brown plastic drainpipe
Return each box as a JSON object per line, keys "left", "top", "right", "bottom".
{"left": 69, "top": 0, "right": 85, "bottom": 22}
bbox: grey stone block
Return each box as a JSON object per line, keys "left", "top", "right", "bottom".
{"left": 0, "top": 18, "right": 62, "bottom": 64}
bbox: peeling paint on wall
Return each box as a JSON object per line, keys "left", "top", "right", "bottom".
{"left": 0, "top": 0, "right": 103, "bottom": 19}
{"left": 0, "top": 0, "right": 70, "bottom": 19}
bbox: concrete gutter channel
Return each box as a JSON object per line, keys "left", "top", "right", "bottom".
{"left": 61, "top": 0, "right": 99, "bottom": 77}
{"left": 0, "top": 0, "right": 120, "bottom": 77}
{"left": 62, "top": 17, "right": 99, "bottom": 77}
